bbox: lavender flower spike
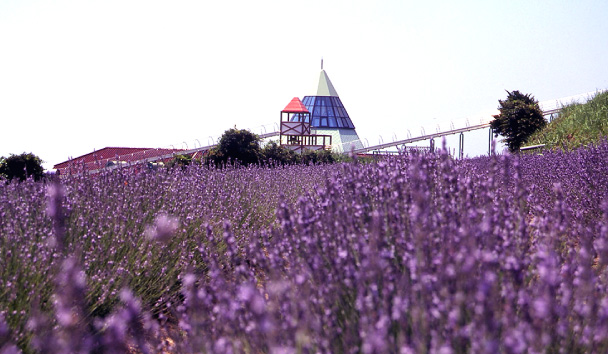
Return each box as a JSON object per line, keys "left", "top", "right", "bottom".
{"left": 146, "top": 213, "right": 180, "bottom": 243}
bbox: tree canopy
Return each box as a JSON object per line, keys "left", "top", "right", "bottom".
{"left": 491, "top": 90, "right": 546, "bottom": 152}
{"left": 260, "top": 141, "right": 297, "bottom": 165}
{"left": 209, "top": 128, "right": 262, "bottom": 166}
{"left": 167, "top": 154, "right": 194, "bottom": 169}
{"left": 0, "top": 153, "right": 45, "bottom": 181}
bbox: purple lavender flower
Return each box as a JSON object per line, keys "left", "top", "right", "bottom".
{"left": 146, "top": 213, "right": 180, "bottom": 243}
{"left": 3, "top": 141, "right": 608, "bottom": 352}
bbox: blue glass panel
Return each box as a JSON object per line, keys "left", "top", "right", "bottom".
{"left": 303, "top": 96, "right": 314, "bottom": 106}
{"left": 332, "top": 106, "right": 340, "bottom": 117}
{"left": 288, "top": 112, "right": 311, "bottom": 123}
{"left": 302, "top": 95, "right": 355, "bottom": 129}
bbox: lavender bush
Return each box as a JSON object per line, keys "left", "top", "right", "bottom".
{"left": 1, "top": 141, "right": 608, "bottom": 353}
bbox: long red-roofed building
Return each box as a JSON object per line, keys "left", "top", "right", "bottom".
{"left": 53, "top": 147, "right": 186, "bottom": 175}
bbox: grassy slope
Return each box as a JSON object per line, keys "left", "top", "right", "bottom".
{"left": 526, "top": 90, "right": 608, "bottom": 150}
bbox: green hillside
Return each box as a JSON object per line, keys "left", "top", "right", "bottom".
{"left": 526, "top": 90, "right": 608, "bottom": 150}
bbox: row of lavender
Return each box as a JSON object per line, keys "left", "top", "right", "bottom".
{"left": 1, "top": 141, "right": 608, "bottom": 353}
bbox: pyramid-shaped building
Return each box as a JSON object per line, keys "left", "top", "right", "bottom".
{"left": 300, "top": 70, "right": 364, "bottom": 152}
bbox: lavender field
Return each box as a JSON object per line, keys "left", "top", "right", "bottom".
{"left": 2, "top": 141, "right": 608, "bottom": 353}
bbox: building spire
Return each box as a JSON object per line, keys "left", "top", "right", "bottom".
{"left": 321, "top": 57, "right": 324, "bottom": 70}
{"left": 316, "top": 69, "right": 339, "bottom": 97}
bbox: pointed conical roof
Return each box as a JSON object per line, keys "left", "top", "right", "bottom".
{"left": 317, "top": 70, "right": 339, "bottom": 97}
{"left": 302, "top": 69, "right": 356, "bottom": 129}
{"left": 282, "top": 97, "right": 309, "bottom": 113}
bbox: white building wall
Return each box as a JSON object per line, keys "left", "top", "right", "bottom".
{"left": 312, "top": 128, "right": 364, "bottom": 153}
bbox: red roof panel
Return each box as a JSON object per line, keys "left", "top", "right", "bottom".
{"left": 53, "top": 147, "right": 183, "bottom": 170}
{"left": 282, "top": 97, "right": 309, "bottom": 113}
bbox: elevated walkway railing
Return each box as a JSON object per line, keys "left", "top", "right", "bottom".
{"left": 352, "top": 122, "right": 492, "bottom": 154}
{"left": 356, "top": 89, "right": 603, "bottom": 155}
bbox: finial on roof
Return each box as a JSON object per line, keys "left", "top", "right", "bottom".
{"left": 321, "top": 57, "right": 323, "bottom": 70}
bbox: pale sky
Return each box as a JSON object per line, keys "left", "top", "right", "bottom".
{"left": 1, "top": 0, "right": 607, "bottom": 169}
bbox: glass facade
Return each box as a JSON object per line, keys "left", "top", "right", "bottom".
{"left": 296, "top": 96, "right": 356, "bottom": 129}
{"left": 285, "top": 112, "right": 311, "bottom": 124}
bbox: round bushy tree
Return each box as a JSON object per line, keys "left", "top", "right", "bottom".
{"left": 0, "top": 152, "right": 45, "bottom": 181}
{"left": 211, "top": 128, "right": 261, "bottom": 166}
{"left": 491, "top": 90, "right": 546, "bottom": 152}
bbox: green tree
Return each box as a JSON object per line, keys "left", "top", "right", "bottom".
{"left": 167, "top": 154, "right": 193, "bottom": 169}
{"left": 491, "top": 90, "right": 546, "bottom": 152}
{"left": 300, "top": 149, "right": 336, "bottom": 164}
{"left": 260, "top": 141, "right": 298, "bottom": 165}
{"left": 210, "top": 128, "right": 262, "bottom": 166}
{"left": 0, "top": 153, "right": 45, "bottom": 181}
